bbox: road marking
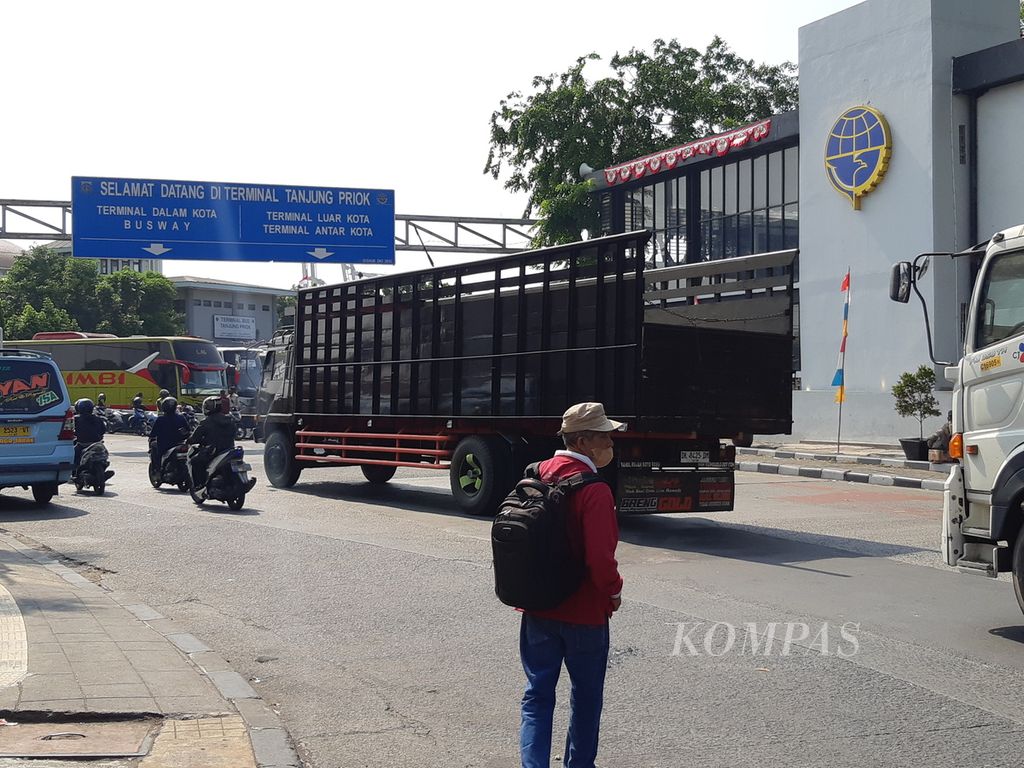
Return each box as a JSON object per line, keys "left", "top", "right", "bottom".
{"left": 0, "top": 583, "right": 28, "bottom": 687}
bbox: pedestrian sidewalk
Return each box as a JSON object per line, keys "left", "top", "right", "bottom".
{"left": 736, "top": 440, "right": 957, "bottom": 492}
{"left": 0, "top": 533, "right": 300, "bottom": 767}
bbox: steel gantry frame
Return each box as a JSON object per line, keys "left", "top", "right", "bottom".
{"left": 0, "top": 199, "right": 537, "bottom": 255}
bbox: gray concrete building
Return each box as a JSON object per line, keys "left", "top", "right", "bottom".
{"left": 170, "top": 276, "right": 292, "bottom": 345}
{"left": 590, "top": 0, "right": 1022, "bottom": 442}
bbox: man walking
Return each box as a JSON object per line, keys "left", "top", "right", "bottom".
{"left": 519, "top": 402, "right": 625, "bottom": 768}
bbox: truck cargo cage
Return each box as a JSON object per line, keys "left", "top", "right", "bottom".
{"left": 293, "top": 231, "right": 795, "bottom": 436}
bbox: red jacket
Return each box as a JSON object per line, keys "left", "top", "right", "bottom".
{"left": 526, "top": 454, "right": 623, "bottom": 626}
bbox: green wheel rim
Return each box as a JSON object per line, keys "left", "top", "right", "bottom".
{"left": 459, "top": 453, "right": 482, "bottom": 495}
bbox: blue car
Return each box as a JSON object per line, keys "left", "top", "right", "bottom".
{"left": 0, "top": 349, "right": 76, "bottom": 506}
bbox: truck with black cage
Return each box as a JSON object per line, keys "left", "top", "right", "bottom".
{"left": 255, "top": 231, "right": 796, "bottom": 516}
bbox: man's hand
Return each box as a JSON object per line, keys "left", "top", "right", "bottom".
{"left": 610, "top": 596, "right": 622, "bottom": 612}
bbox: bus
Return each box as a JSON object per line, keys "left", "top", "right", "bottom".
{"left": 9, "top": 332, "right": 227, "bottom": 409}
{"left": 218, "top": 346, "right": 264, "bottom": 400}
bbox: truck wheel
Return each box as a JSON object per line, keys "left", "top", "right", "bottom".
{"left": 265, "top": 431, "right": 302, "bottom": 488}
{"left": 361, "top": 464, "right": 397, "bottom": 484}
{"left": 450, "top": 436, "right": 512, "bottom": 517}
{"left": 1012, "top": 532, "right": 1024, "bottom": 616}
{"left": 31, "top": 484, "right": 57, "bottom": 507}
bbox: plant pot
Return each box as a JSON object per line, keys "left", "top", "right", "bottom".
{"left": 899, "top": 437, "right": 929, "bottom": 461}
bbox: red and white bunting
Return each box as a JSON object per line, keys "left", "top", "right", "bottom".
{"left": 602, "top": 119, "right": 772, "bottom": 185}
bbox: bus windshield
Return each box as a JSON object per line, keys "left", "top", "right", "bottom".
{"left": 170, "top": 340, "right": 227, "bottom": 396}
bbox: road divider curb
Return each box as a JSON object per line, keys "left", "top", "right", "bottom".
{"left": 738, "top": 447, "right": 946, "bottom": 474}
{"left": 737, "top": 460, "right": 944, "bottom": 492}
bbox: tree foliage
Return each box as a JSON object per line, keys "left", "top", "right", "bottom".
{"left": 892, "top": 365, "right": 941, "bottom": 439}
{"left": 485, "top": 37, "right": 798, "bottom": 245}
{"left": 0, "top": 245, "right": 183, "bottom": 339}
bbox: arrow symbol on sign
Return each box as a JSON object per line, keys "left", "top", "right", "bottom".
{"left": 142, "top": 243, "right": 172, "bottom": 256}
{"left": 307, "top": 247, "right": 334, "bottom": 260}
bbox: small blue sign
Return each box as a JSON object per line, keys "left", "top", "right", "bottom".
{"left": 71, "top": 176, "right": 395, "bottom": 264}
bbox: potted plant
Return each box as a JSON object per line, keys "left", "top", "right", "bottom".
{"left": 892, "top": 365, "right": 941, "bottom": 460}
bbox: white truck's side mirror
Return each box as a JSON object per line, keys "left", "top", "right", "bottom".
{"left": 944, "top": 366, "right": 959, "bottom": 384}
{"left": 890, "top": 262, "right": 913, "bottom": 303}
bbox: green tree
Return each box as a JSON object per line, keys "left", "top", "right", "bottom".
{"left": 0, "top": 245, "right": 101, "bottom": 332}
{"left": 4, "top": 298, "right": 79, "bottom": 340}
{"left": 485, "top": 37, "right": 798, "bottom": 245}
{"left": 892, "top": 365, "right": 941, "bottom": 439}
{"left": 276, "top": 295, "right": 297, "bottom": 327}
{"left": 94, "top": 270, "right": 184, "bottom": 336}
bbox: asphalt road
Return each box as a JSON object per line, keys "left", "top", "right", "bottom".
{"left": 1, "top": 435, "right": 1022, "bottom": 767}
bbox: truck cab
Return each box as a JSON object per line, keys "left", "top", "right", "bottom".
{"left": 893, "top": 224, "right": 1024, "bottom": 612}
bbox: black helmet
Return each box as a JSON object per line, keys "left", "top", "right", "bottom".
{"left": 202, "top": 396, "right": 220, "bottom": 416}
{"left": 159, "top": 389, "right": 169, "bottom": 399}
{"left": 132, "top": 395, "right": 143, "bottom": 408}
{"left": 97, "top": 392, "right": 106, "bottom": 404}
{"left": 75, "top": 398, "right": 94, "bottom": 416}
{"left": 161, "top": 396, "right": 178, "bottom": 416}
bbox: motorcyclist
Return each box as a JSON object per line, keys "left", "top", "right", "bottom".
{"left": 187, "top": 396, "right": 237, "bottom": 488}
{"left": 96, "top": 392, "right": 107, "bottom": 409}
{"left": 228, "top": 386, "right": 241, "bottom": 413}
{"left": 156, "top": 389, "right": 170, "bottom": 412}
{"left": 129, "top": 394, "right": 148, "bottom": 431}
{"left": 72, "top": 398, "right": 106, "bottom": 477}
{"left": 149, "top": 396, "right": 189, "bottom": 471}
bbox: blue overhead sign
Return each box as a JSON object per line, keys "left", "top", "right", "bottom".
{"left": 71, "top": 176, "right": 395, "bottom": 264}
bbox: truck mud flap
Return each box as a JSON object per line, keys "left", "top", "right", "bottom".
{"left": 616, "top": 468, "right": 734, "bottom": 514}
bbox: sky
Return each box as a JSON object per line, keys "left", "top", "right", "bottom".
{"left": 2, "top": 0, "right": 861, "bottom": 289}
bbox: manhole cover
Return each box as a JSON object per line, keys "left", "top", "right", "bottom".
{"left": 0, "top": 719, "right": 159, "bottom": 758}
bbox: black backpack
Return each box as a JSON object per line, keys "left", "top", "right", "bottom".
{"left": 491, "top": 463, "right": 605, "bottom": 611}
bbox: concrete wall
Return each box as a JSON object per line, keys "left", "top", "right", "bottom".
{"left": 793, "top": 0, "right": 1016, "bottom": 443}
{"left": 181, "top": 288, "right": 277, "bottom": 344}
{"left": 978, "top": 80, "right": 1024, "bottom": 241}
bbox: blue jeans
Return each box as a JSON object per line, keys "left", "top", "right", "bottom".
{"left": 520, "top": 614, "right": 610, "bottom": 768}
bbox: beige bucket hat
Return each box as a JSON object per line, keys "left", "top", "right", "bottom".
{"left": 558, "top": 402, "right": 627, "bottom": 435}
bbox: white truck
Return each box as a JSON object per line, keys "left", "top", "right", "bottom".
{"left": 891, "top": 224, "right": 1024, "bottom": 613}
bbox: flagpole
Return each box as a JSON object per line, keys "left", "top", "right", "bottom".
{"left": 835, "top": 267, "right": 851, "bottom": 454}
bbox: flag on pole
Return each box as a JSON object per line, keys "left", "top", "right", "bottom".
{"left": 832, "top": 270, "right": 851, "bottom": 403}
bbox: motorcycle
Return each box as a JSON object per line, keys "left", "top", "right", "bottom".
{"left": 229, "top": 408, "right": 245, "bottom": 440}
{"left": 148, "top": 438, "right": 190, "bottom": 492}
{"left": 128, "top": 408, "right": 156, "bottom": 436}
{"left": 96, "top": 406, "right": 124, "bottom": 434}
{"left": 179, "top": 405, "right": 199, "bottom": 433}
{"left": 74, "top": 442, "right": 114, "bottom": 495}
{"left": 185, "top": 444, "right": 256, "bottom": 510}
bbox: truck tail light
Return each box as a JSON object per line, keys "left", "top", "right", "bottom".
{"left": 949, "top": 433, "right": 963, "bottom": 459}
{"left": 58, "top": 408, "right": 76, "bottom": 441}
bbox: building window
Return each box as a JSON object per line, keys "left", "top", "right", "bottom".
{"left": 99, "top": 260, "right": 109, "bottom": 275}
{"left": 262, "top": 305, "right": 270, "bottom": 312}
{"left": 213, "top": 301, "right": 222, "bottom": 308}
{"left": 193, "top": 299, "right": 201, "bottom": 306}
{"left": 203, "top": 300, "right": 212, "bottom": 307}
{"left": 248, "top": 303, "right": 256, "bottom": 310}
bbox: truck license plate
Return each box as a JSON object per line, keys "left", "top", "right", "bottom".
{"left": 679, "top": 451, "right": 710, "bottom": 463}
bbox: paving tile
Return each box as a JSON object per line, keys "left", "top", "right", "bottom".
{"left": 82, "top": 682, "right": 153, "bottom": 698}
{"left": 208, "top": 670, "right": 257, "bottom": 699}
{"left": 71, "top": 661, "right": 143, "bottom": 687}
{"left": 86, "top": 696, "right": 161, "bottom": 713}
{"left": 138, "top": 669, "right": 216, "bottom": 697}
{"left": 104, "top": 625, "right": 163, "bottom": 642}
{"left": 27, "top": 651, "right": 73, "bottom": 675}
{"left": 48, "top": 632, "right": 109, "bottom": 642}
{"left": 18, "top": 697, "right": 86, "bottom": 711}
{"left": 124, "top": 649, "right": 192, "bottom": 671}
{"left": 117, "top": 641, "right": 175, "bottom": 652}
{"left": 62, "top": 642, "right": 130, "bottom": 662}
{"left": 250, "top": 728, "right": 301, "bottom": 768}
{"left": 18, "top": 673, "right": 82, "bottom": 702}
{"left": 0, "top": 685, "right": 21, "bottom": 709}
{"left": 47, "top": 618, "right": 105, "bottom": 634}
